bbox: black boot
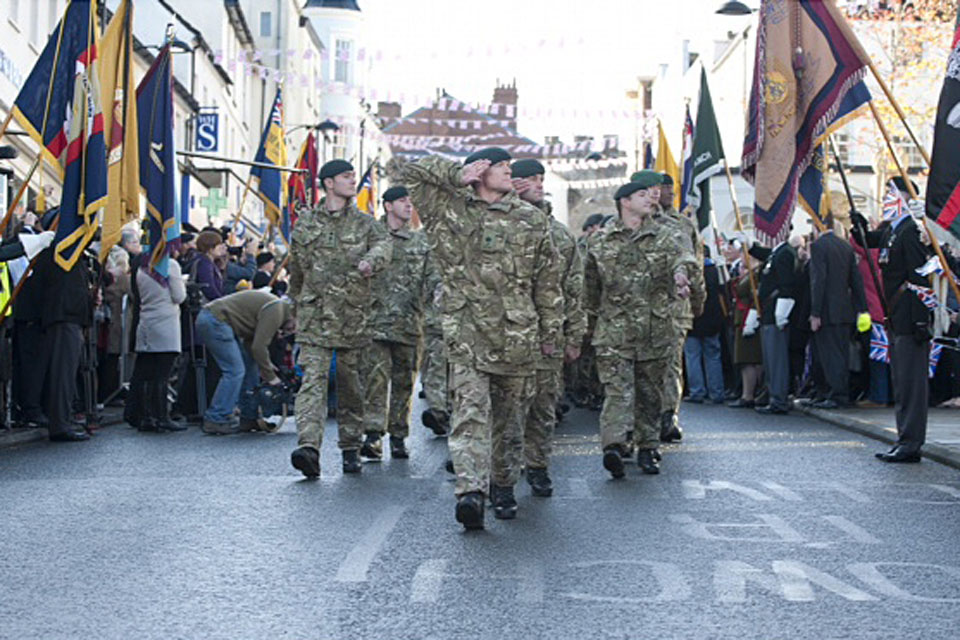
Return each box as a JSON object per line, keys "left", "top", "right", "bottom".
{"left": 389, "top": 436, "right": 409, "bottom": 459}
{"left": 422, "top": 409, "right": 449, "bottom": 436}
{"left": 137, "top": 382, "right": 161, "bottom": 432}
{"left": 526, "top": 467, "right": 553, "bottom": 497}
{"left": 637, "top": 448, "right": 661, "bottom": 474}
{"left": 491, "top": 485, "right": 518, "bottom": 519}
{"left": 291, "top": 446, "right": 320, "bottom": 478}
{"left": 360, "top": 433, "right": 383, "bottom": 461}
{"left": 125, "top": 381, "right": 145, "bottom": 429}
{"left": 445, "top": 459, "right": 455, "bottom": 474}
{"left": 455, "top": 491, "right": 485, "bottom": 530}
{"left": 659, "top": 412, "right": 683, "bottom": 442}
{"left": 342, "top": 449, "right": 362, "bottom": 474}
{"left": 602, "top": 446, "right": 625, "bottom": 479}
{"left": 153, "top": 381, "right": 186, "bottom": 432}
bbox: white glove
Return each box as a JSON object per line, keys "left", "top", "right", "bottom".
{"left": 743, "top": 308, "right": 760, "bottom": 336}
{"left": 775, "top": 297, "right": 795, "bottom": 329}
{"left": 908, "top": 198, "right": 925, "bottom": 218}
{"left": 19, "top": 231, "right": 55, "bottom": 260}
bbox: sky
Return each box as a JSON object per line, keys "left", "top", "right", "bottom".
{"left": 361, "top": 0, "right": 742, "bottom": 145}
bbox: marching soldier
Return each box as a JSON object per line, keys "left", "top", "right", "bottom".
{"left": 403, "top": 148, "right": 563, "bottom": 529}
{"left": 360, "top": 186, "right": 439, "bottom": 460}
{"left": 288, "top": 160, "right": 392, "bottom": 479}
{"left": 511, "top": 159, "right": 586, "bottom": 497}
{"left": 585, "top": 171, "right": 697, "bottom": 478}
{"left": 570, "top": 213, "right": 607, "bottom": 410}
{"left": 420, "top": 278, "right": 450, "bottom": 437}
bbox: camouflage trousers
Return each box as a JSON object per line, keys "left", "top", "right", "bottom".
{"left": 420, "top": 331, "right": 450, "bottom": 413}
{"left": 362, "top": 340, "right": 419, "bottom": 438}
{"left": 597, "top": 355, "right": 667, "bottom": 451}
{"left": 296, "top": 345, "right": 366, "bottom": 452}
{"left": 449, "top": 363, "right": 532, "bottom": 496}
{"left": 572, "top": 342, "right": 603, "bottom": 401}
{"left": 661, "top": 335, "right": 685, "bottom": 417}
{"left": 524, "top": 365, "right": 563, "bottom": 469}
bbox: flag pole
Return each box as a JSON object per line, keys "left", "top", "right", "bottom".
{"left": 723, "top": 161, "right": 761, "bottom": 312}
{"left": 230, "top": 176, "right": 256, "bottom": 243}
{"left": 868, "top": 100, "right": 960, "bottom": 305}
{"left": 0, "top": 111, "right": 13, "bottom": 141}
{"left": 866, "top": 60, "right": 932, "bottom": 168}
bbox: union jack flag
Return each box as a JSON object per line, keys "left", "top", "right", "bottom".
{"left": 906, "top": 282, "right": 940, "bottom": 310}
{"left": 929, "top": 343, "right": 943, "bottom": 378}
{"left": 882, "top": 181, "right": 907, "bottom": 221}
{"left": 869, "top": 323, "right": 890, "bottom": 363}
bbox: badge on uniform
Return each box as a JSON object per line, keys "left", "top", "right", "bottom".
{"left": 879, "top": 248, "right": 889, "bottom": 264}
{"left": 321, "top": 229, "right": 338, "bottom": 249}
{"left": 481, "top": 227, "right": 505, "bottom": 252}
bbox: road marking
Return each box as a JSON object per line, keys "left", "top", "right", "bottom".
{"left": 822, "top": 515, "right": 881, "bottom": 544}
{"left": 517, "top": 561, "right": 544, "bottom": 603}
{"left": 334, "top": 505, "right": 406, "bottom": 583}
{"left": 670, "top": 513, "right": 804, "bottom": 543}
{"left": 715, "top": 560, "right": 877, "bottom": 602}
{"left": 682, "top": 480, "right": 773, "bottom": 501}
{"left": 410, "top": 559, "right": 448, "bottom": 603}
{"left": 847, "top": 562, "right": 960, "bottom": 602}
{"left": 758, "top": 481, "right": 803, "bottom": 501}
{"left": 561, "top": 561, "right": 690, "bottom": 603}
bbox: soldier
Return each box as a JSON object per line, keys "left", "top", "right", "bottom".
{"left": 569, "top": 213, "right": 607, "bottom": 410}
{"left": 403, "top": 148, "right": 562, "bottom": 529}
{"left": 420, "top": 272, "right": 450, "bottom": 437}
{"left": 511, "top": 159, "right": 586, "bottom": 497}
{"left": 360, "top": 186, "right": 438, "bottom": 461}
{"left": 585, "top": 171, "right": 697, "bottom": 477}
{"left": 288, "top": 160, "right": 392, "bottom": 479}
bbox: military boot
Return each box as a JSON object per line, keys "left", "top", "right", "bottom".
{"left": 490, "top": 485, "right": 518, "bottom": 520}
{"left": 422, "top": 408, "right": 449, "bottom": 436}
{"left": 389, "top": 436, "right": 409, "bottom": 459}
{"left": 360, "top": 433, "right": 383, "bottom": 461}
{"left": 455, "top": 491, "right": 485, "bottom": 530}
{"left": 637, "top": 448, "right": 661, "bottom": 475}
{"left": 660, "top": 412, "right": 683, "bottom": 442}
{"left": 602, "top": 446, "right": 626, "bottom": 479}
{"left": 445, "top": 459, "right": 455, "bottom": 474}
{"left": 342, "top": 449, "right": 362, "bottom": 474}
{"left": 526, "top": 467, "right": 553, "bottom": 497}
{"left": 291, "top": 446, "right": 320, "bottom": 479}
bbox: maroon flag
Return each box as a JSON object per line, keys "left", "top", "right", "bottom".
{"left": 926, "top": 4, "right": 960, "bottom": 238}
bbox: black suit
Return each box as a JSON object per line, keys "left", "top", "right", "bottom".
{"left": 749, "top": 242, "right": 797, "bottom": 411}
{"left": 809, "top": 231, "right": 867, "bottom": 404}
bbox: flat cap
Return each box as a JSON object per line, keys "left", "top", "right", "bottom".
{"left": 511, "top": 159, "right": 545, "bottom": 178}
{"left": 319, "top": 159, "right": 354, "bottom": 182}
{"left": 464, "top": 147, "right": 512, "bottom": 166}
{"left": 382, "top": 186, "right": 409, "bottom": 202}
{"left": 582, "top": 213, "right": 605, "bottom": 231}
{"left": 629, "top": 170, "right": 664, "bottom": 190}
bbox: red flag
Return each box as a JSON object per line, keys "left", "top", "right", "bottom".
{"left": 926, "top": 4, "right": 960, "bottom": 237}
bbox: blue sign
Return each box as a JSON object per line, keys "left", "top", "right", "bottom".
{"left": 195, "top": 111, "right": 219, "bottom": 152}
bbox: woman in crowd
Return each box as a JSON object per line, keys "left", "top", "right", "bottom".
{"left": 98, "top": 246, "right": 131, "bottom": 403}
{"left": 728, "top": 253, "right": 764, "bottom": 408}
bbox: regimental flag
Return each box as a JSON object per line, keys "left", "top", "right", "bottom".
{"left": 797, "top": 143, "right": 830, "bottom": 228}
{"left": 356, "top": 164, "right": 376, "bottom": 216}
{"left": 643, "top": 143, "right": 654, "bottom": 170}
{"left": 930, "top": 343, "right": 944, "bottom": 378}
{"left": 251, "top": 87, "right": 287, "bottom": 228}
{"left": 97, "top": 0, "right": 139, "bottom": 261}
{"left": 680, "top": 104, "right": 694, "bottom": 213}
{"left": 53, "top": 1, "right": 109, "bottom": 271}
{"left": 286, "top": 132, "right": 318, "bottom": 240}
{"left": 926, "top": 4, "right": 960, "bottom": 238}
{"left": 11, "top": 0, "right": 97, "bottom": 176}
{"left": 654, "top": 121, "right": 680, "bottom": 210}
{"left": 869, "top": 323, "right": 890, "bottom": 363}
{"left": 136, "top": 44, "right": 179, "bottom": 282}
{"left": 687, "top": 69, "right": 725, "bottom": 233}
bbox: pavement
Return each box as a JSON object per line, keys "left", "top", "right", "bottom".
{"left": 2, "top": 394, "right": 960, "bottom": 639}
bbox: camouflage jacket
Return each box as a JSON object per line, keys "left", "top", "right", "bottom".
{"left": 288, "top": 198, "right": 391, "bottom": 348}
{"left": 661, "top": 206, "right": 706, "bottom": 328}
{"left": 584, "top": 214, "right": 698, "bottom": 361}
{"left": 370, "top": 218, "right": 439, "bottom": 346}
{"left": 402, "top": 156, "right": 563, "bottom": 376}
{"left": 535, "top": 201, "right": 587, "bottom": 369}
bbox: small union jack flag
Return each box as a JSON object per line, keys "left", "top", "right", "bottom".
{"left": 929, "top": 343, "right": 943, "bottom": 378}
{"left": 882, "top": 181, "right": 906, "bottom": 221}
{"left": 869, "top": 323, "right": 890, "bottom": 363}
{"left": 906, "top": 282, "right": 940, "bottom": 310}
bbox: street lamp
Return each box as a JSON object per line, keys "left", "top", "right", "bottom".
{"left": 716, "top": 1, "right": 755, "bottom": 15}
{"left": 318, "top": 119, "right": 340, "bottom": 163}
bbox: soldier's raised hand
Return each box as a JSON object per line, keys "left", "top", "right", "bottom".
{"left": 511, "top": 177, "right": 532, "bottom": 196}
{"left": 461, "top": 159, "right": 491, "bottom": 185}
{"left": 358, "top": 260, "right": 373, "bottom": 278}
{"left": 674, "top": 270, "right": 690, "bottom": 299}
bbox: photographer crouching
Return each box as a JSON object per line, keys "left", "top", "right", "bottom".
{"left": 195, "top": 288, "right": 294, "bottom": 434}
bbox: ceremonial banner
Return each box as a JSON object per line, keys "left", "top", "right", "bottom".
{"left": 356, "top": 165, "right": 376, "bottom": 216}
{"left": 688, "top": 69, "right": 725, "bottom": 233}
{"left": 926, "top": 3, "right": 960, "bottom": 238}
{"left": 643, "top": 143, "right": 654, "bottom": 170}
{"left": 654, "top": 121, "right": 680, "bottom": 210}
{"left": 679, "top": 104, "right": 694, "bottom": 213}
{"left": 286, "top": 131, "right": 318, "bottom": 240}
{"left": 742, "top": 0, "right": 871, "bottom": 243}
{"left": 251, "top": 88, "right": 287, "bottom": 227}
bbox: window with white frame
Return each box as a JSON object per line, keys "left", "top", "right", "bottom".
{"left": 335, "top": 40, "right": 352, "bottom": 84}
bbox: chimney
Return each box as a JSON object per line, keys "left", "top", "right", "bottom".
{"left": 492, "top": 79, "right": 518, "bottom": 129}
{"left": 377, "top": 101, "right": 401, "bottom": 120}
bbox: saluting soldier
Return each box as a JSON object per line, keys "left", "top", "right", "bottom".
{"left": 403, "top": 148, "right": 563, "bottom": 529}
{"left": 360, "top": 186, "right": 439, "bottom": 461}
{"left": 585, "top": 171, "right": 697, "bottom": 477}
{"left": 511, "top": 159, "right": 587, "bottom": 497}
{"left": 288, "top": 160, "right": 392, "bottom": 479}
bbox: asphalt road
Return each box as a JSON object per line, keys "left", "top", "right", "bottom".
{"left": 2, "top": 395, "right": 960, "bottom": 639}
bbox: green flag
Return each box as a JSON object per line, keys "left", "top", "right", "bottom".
{"left": 686, "top": 68, "right": 725, "bottom": 231}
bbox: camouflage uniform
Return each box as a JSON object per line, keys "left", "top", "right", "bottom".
{"left": 584, "top": 214, "right": 697, "bottom": 453}
{"left": 402, "top": 157, "right": 563, "bottom": 496}
{"left": 420, "top": 290, "right": 450, "bottom": 414}
{"left": 524, "top": 201, "right": 586, "bottom": 470}
{"left": 660, "top": 207, "right": 706, "bottom": 432}
{"left": 362, "top": 219, "right": 437, "bottom": 438}
{"left": 289, "top": 199, "right": 391, "bottom": 453}
{"left": 569, "top": 234, "right": 603, "bottom": 407}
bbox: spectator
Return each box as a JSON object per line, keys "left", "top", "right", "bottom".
{"left": 684, "top": 246, "right": 725, "bottom": 403}
{"left": 120, "top": 227, "right": 142, "bottom": 264}
{"left": 851, "top": 215, "right": 892, "bottom": 406}
{"left": 98, "top": 246, "right": 131, "bottom": 403}
{"left": 223, "top": 236, "right": 258, "bottom": 294}
{"left": 728, "top": 255, "right": 764, "bottom": 409}
{"left": 788, "top": 235, "right": 813, "bottom": 398}
{"left": 189, "top": 230, "right": 226, "bottom": 302}
{"left": 252, "top": 251, "right": 275, "bottom": 289}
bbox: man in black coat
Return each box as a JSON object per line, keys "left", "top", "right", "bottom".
{"left": 809, "top": 217, "right": 868, "bottom": 408}
{"left": 852, "top": 177, "right": 931, "bottom": 462}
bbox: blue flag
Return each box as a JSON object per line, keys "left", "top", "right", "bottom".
{"left": 680, "top": 104, "right": 694, "bottom": 212}
{"left": 251, "top": 88, "right": 287, "bottom": 228}
{"left": 137, "top": 44, "right": 179, "bottom": 282}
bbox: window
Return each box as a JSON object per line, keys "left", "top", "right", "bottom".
{"left": 335, "top": 40, "right": 352, "bottom": 83}
{"left": 892, "top": 135, "right": 924, "bottom": 169}
{"left": 834, "top": 132, "right": 853, "bottom": 166}
{"left": 259, "top": 11, "right": 271, "bottom": 38}
{"left": 330, "top": 130, "right": 346, "bottom": 161}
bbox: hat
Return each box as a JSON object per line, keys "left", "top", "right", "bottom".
{"left": 629, "top": 170, "right": 664, "bottom": 190}
{"left": 464, "top": 147, "right": 511, "bottom": 166}
{"left": 511, "top": 159, "right": 545, "bottom": 178}
{"left": 582, "top": 213, "right": 605, "bottom": 231}
{"left": 182, "top": 232, "right": 196, "bottom": 244}
{"left": 182, "top": 221, "right": 200, "bottom": 234}
{"left": 891, "top": 176, "right": 919, "bottom": 197}
{"left": 382, "top": 186, "right": 409, "bottom": 202}
{"left": 256, "top": 251, "right": 275, "bottom": 268}
{"left": 614, "top": 182, "right": 646, "bottom": 201}
{"left": 658, "top": 173, "right": 674, "bottom": 186}
{"left": 319, "top": 159, "right": 354, "bottom": 182}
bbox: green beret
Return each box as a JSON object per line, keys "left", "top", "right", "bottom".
{"left": 614, "top": 182, "right": 644, "bottom": 201}
{"left": 319, "top": 159, "right": 354, "bottom": 182}
{"left": 582, "top": 213, "right": 605, "bottom": 231}
{"left": 629, "top": 170, "right": 664, "bottom": 189}
{"left": 464, "top": 147, "right": 512, "bottom": 166}
{"left": 382, "top": 186, "right": 409, "bottom": 203}
{"left": 511, "top": 159, "right": 545, "bottom": 178}
{"left": 659, "top": 173, "right": 674, "bottom": 186}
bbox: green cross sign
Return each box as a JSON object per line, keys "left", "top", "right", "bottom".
{"left": 200, "top": 188, "right": 229, "bottom": 224}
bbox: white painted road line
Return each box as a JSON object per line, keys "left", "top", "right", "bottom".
{"left": 410, "top": 559, "right": 449, "bottom": 603}
{"left": 335, "top": 505, "right": 406, "bottom": 583}
{"left": 821, "top": 515, "right": 882, "bottom": 544}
